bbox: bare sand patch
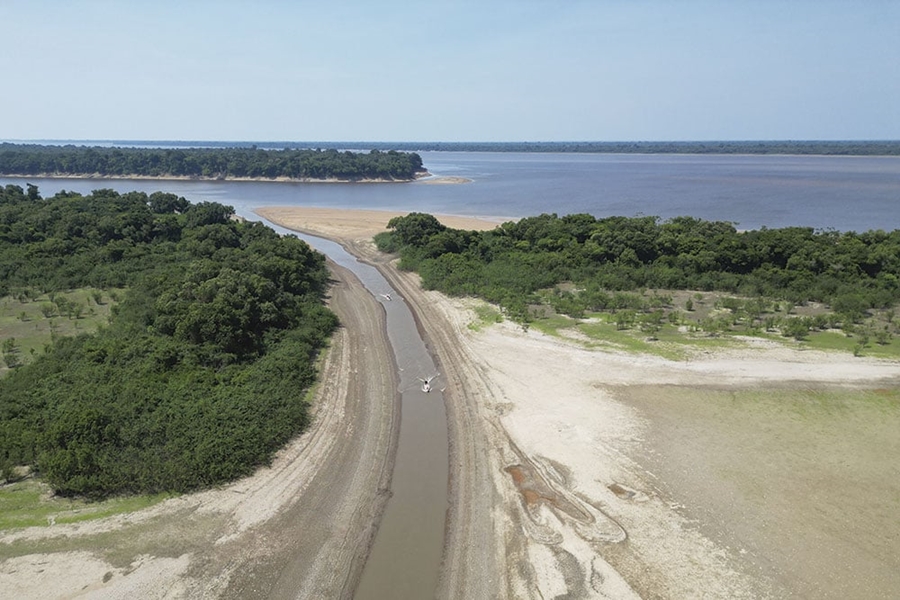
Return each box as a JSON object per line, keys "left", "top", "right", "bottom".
{"left": 622, "top": 384, "right": 900, "bottom": 599}
{"left": 465, "top": 319, "right": 900, "bottom": 598}
{"left": 416, "top": 175, "right": 473, "bottom": 184}
{"left": 254, "top": 206, "right": 506, "bottom": 242}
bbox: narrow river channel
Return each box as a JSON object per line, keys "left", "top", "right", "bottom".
{"left": 264, "top": 222, "right": 450, "bottom": 599}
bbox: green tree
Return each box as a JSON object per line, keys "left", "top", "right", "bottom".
{"left": 832, "top": 293, "right": 868, "bottom": 323}
{"left": 386, "top": 212, "right": 448, "bottom": 247}
{"left": 26, "top": 183, "right": 40, "bottom": 201}
{"left": 149, "top": 192, "right": 190, "bottom": 214}
{"left": 781, "top": 318, "right": 809, "bottom": 340}
{"left": 185, "top": 202, "right": 234, "bottom": 228}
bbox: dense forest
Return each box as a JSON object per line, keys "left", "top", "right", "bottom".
{"left": 0, "top": 184, "right": 337, "bottom": 498}
{"left": 0, "top": 144, "right": 426, "bottom": 181}
{"left": 376, "top": 212, "right": 900, "bottom": 325}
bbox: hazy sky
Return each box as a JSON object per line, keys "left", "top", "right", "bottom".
{"left": 2, "top": 1, "right": 898, "bottom": 142}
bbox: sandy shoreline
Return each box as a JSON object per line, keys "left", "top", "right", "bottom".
{"left": 254, "top": 206, "right": 507, "bottom": 240}
{"left": 2, "top": 206, "right": 899, "bottom": 599}
{"left": 0, "top": 173, "right": 472, "bottom": 185}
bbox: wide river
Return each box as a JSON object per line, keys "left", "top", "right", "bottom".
{"left": 3, "top": 151, "right": 899, "bottom": 231}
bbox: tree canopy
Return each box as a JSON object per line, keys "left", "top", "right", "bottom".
{"left": 0, "top": 144, "right": 426, "bottom": 181}
{"left": 0, "top": 184, "right": 337, "bottom": 498}
{"left": 376, "top": 212, "right": 900, "bottom": 322}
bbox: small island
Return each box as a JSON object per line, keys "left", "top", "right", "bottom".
{"left": 0, "top": 185, "right": 338, "bottom": 498}
{"left": 0, "top": 144, "right": 427, "bottom": 182}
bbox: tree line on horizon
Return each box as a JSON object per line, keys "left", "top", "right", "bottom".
{"left": 0, "top": 184, "right": 337, "bottom": 498}
{"left": 0, "top": 144, "right": 426, "bottom": 181}
{"left": 376, "top": 212, "right": 900, "bottom": 327}
{"left": 352, "top": 140, "right": 900, "bottom": 155}
{"left": 16, "top": 140, "right": 899, "bottom": 156}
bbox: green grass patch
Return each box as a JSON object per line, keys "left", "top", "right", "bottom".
{"left": 467, "top": 303, "right": 504, "bottom": 332}
{"left": 577, "top": 320, "right": 690, "bottom": 360}
{"left": 800, "top": 328, "right": 900, "bottom": 358}
{"left": 0, "top": 478, "right": 171, "bottom": 531}
{"left": 0, "top": 288, "right": 122, "bottom": 375}
{"left": 528, "top": 314, "right": 573, "bottom": 337}
{"left": 801, "top": 330, "right": 863, "bottom": 354}
{"left": 529, "top": 311, "right": 758, "bottom": 360}
{"left": 524, "top": 302, "right": 900, "bottom": 361}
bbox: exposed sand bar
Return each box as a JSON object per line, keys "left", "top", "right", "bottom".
{"left": 254, "top": 206, "right": 506, "bottom": 239}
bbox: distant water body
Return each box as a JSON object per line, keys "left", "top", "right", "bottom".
{"left": 3, "top": 151, "right": 898, "bottom": 231}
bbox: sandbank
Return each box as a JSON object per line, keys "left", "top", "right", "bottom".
{"left": 416, "top": 175, "right": 473, "bottom": 184}
{"left": 254, "top": 206, "right": 507, "bottom": 241}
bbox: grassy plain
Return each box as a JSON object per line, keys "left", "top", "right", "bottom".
{"left": 529, "top": 289, "right": 900, "bottom": 361}
{"left": 0, "top": 478, "right": 170, "bottom": 532}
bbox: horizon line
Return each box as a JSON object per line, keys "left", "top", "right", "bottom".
{"left": 4, "top": 138, "right": 900, "bottom": 144}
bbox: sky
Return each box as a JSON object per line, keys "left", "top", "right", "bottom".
{"left": 1, "top": 1, "right": 898, "bottom": 142}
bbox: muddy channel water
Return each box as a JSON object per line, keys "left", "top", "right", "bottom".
{"left": 273, "top": 226, "right": 449, "bottom": 599}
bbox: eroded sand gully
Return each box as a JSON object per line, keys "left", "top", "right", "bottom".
{"left": 2, "top": 206, "right": 899, "bottom": 599}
